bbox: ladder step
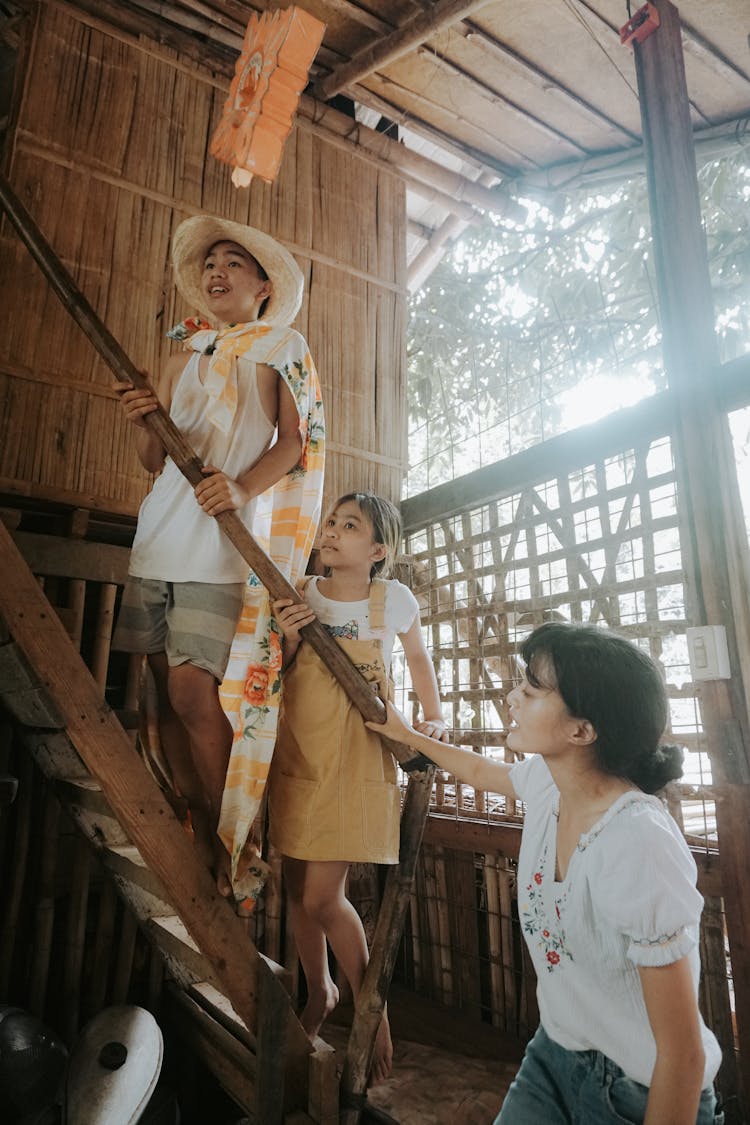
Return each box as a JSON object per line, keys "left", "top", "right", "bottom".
{"left": 101, "top": 845, "right": 174, "bottom": 920}
{"left": 54, "top": 777, "right": 130, "bottom": 848}
{"left": 148, "top": 915, "right": 218, "bottom": 991}
{"left": 26, "top": 729, "right": 89, "bottom": 781}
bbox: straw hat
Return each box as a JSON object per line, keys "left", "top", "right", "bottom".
{"left": 171, "top": 214, "right": 303, "bottom": 327}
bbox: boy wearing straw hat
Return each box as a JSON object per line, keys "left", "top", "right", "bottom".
{"left": 113, "top": 216, "right": 325, "bottom": 901}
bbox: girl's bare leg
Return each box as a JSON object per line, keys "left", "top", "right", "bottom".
{"left": 284, "top": 857, "right": 340, "bottom": 1038}
{"left": 289, "top": 858, "right": 393, "bottom": 1082}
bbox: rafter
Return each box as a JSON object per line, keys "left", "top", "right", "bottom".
{"left": 313, "top": 0, "right": 495, "bottom": 102}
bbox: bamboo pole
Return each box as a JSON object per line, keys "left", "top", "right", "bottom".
{"left": 28, "top": 789, "right": 61, "bottom": 1017}
{"left": 63, "top": 834, "right": 91, "bottom": 1043}
{"left": 87, "top": 874, "right": 117, "bottom": 1017}
{"left": 90, "top": 582, "right": 118, "bottom": 692}
{"left": 0, "top": 172, "right": 423, "bottom": 771}
{"left": 0, "top": 751, "right": 33, "bottom": 996}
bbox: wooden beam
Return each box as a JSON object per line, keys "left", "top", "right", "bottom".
{"left": 510, "top": 116, "right": 750, "bottom": 196}
{"left": 634, "top": 3, "right": 750, "bottom": 1113}
{"left": 296, "top": 95, "right": 522, "bottom": 220}
{"left": 313, "top": 0, "right": 495, "bottom": 102}
{"left": 12, "top": 531, "right": 130, "bottom": 585}
{"left": 341, "top": 80, "right": 511, "bottom": 181}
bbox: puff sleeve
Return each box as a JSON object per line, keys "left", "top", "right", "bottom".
{"left": 590, "top": 799, "right": 703, "bottom": 967}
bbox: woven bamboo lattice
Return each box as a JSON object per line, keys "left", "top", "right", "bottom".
{"left": 400, "top": 434, "right": 716, "bottom": 844}
{"left": 390, "top": 425, "right": 738, "bottom": 1103}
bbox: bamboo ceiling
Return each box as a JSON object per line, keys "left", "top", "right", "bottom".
{"left": 81, "top": 0, "right": 750, "bottom": 280}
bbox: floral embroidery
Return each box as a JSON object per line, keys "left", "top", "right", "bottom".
{"left": 631, "top": 927, "right": 686, "bottom": 948}
{"left": 521, "top": 841, "right": 574, "bottom": 973}
{"left": 325, "top": 620, "right": 358, "bottom": 640}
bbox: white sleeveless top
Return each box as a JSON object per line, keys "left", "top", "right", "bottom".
{"left": 129, "top": 350, "right": 275, "bottom": 583}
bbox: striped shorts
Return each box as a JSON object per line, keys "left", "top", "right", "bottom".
{"left": 112, "top": 576, "right": 245, "bottom": 682}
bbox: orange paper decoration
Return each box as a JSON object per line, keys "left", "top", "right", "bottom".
{"left": 210, "top": 7, "right": 325, "bottom": 188}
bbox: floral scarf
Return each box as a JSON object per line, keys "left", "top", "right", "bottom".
{"left": 168, "top": 316, "right": 325, "bottom": 910}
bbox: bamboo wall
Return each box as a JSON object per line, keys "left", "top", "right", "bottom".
{"left": 0, "top": 0, "right": 407, "bottom": 518}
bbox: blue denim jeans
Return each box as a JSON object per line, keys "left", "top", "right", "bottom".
{"left": 494, "top": 1026, "right": 723, "bottom": 1124}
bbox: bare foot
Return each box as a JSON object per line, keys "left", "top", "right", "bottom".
{"left": 300, "top": 981, "right": 339, "bottom": 1040}
{"left": 368, "top": 1012, "right": 393, "bottom": 1087}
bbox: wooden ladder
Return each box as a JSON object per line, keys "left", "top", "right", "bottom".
{"left": 0, "top": 520, "right": 342, "bottom": 1122}
{"left": 0, "top": 172, "right": 436, "bottom": 1122}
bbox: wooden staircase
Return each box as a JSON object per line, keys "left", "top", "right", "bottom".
{"left": 0, "top": 518, "right": 339, "bottom": 1122}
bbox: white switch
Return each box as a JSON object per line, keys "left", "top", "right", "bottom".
{"left": 686, "top": 626, "right": 731, "bottom": 681}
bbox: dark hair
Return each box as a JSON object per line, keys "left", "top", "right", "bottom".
{"left": 521, "top": 622, "right": 683, "bottom": 793}
{"left": 331, "top": 492, "right": 402, "bottom": 578}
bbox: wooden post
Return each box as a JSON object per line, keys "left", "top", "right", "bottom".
{"left": 255, "top": 966, "right": 288, "bottom": 1125}
{"left": 0, "top": 172, "right": 423, "bottom": 772}
{"left": 634, "top": 2, "right": 750, "bottom": 1113}
{"left": 340, "top": 767, "right": 435, "bottom": 1122}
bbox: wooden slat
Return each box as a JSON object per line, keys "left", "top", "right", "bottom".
{"left": 12, "top": 530, "right": 130, "bottom": 584}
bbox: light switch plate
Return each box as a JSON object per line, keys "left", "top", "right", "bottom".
{"left": 686, "top": 625, "right": 731, "bottom": 681}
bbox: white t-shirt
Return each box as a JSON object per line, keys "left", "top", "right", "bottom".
{"left": 510, "top": 754, "right": 722, "bottom": 1089}
{"left": 302, "top": 576, "right": 419, "bottom": 670}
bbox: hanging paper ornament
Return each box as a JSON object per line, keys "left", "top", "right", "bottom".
{"left": 210, "top": 6, "right": 325, "bottom": 188}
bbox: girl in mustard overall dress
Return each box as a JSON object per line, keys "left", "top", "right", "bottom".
{"left": 269, "top": 492, "right": 447, "bottom": 1084}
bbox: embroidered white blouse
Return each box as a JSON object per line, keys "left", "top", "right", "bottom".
{"left": 511, "top": 754, "right": 722, "bottom": 1088}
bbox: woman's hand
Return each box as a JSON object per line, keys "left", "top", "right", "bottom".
{"left": 365, "top": 701, "right": 420, "bottom": 747}
{"left": 194, "top": 465, "right": 249, "bottom": 515}
{"left": 272, "top": 598, "right": 316, "bottom": 644}
{"left": 113, "top": 380, "right": 160, "bottom": 429}
{"left": 415, "top": 716, "right": 449, "bottom": 742}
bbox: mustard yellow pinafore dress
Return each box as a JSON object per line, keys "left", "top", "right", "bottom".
{"left": 267, "top": 579, "right": 400, "bottom": 864}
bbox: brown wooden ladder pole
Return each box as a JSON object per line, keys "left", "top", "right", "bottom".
{"left": 340, "top": 763, "right": 435, "bottom": 1123}
{"left": 0, "top": 173, "right": 437, "bottom": 1112}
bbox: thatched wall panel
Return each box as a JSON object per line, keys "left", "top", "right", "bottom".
{"left": 1, "top": 2, "right": 408, "bottom": 516}
{"left": 22, "top": 8, "right": 137, "bottom": 173}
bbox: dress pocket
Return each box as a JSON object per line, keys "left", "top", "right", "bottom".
{"left": 268, "top": 771, "right": 320, "bottom": 853}
{"left": 361, "top": 780, "right": 400, "bottom": 857}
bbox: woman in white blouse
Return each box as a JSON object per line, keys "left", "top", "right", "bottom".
{"left": 369, "top": 622, "right": 723, "bottom": 1125}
